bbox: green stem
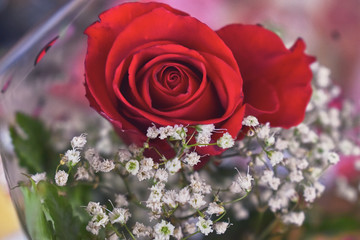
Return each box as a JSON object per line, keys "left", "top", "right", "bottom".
{"left": 181, "top": 230, "right": 200, "bottom": 240}
{"left": 213, "top": 211, "right": 227, "bottom": 223}
{"left": 123, "top": 224, "right": 136, "bottom": 240}
{"left": 257, "top": 217, "right": 279, "bottom": 240}
{"left": 196, "top": 209, "right": 205, "bottom": 218}
{"left": 186, "top": 143, "right": 217, "bottom": 148}
{"left": 222, "top": 191, "right": 250, "bottom": 205}
{"left": 109, "top": 224, "right": 124, "bottom": 238}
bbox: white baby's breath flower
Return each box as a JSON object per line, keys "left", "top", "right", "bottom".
{"left": 229, "top": 181, "right": 242, "bottom": 193}
{"left": 75, "top": 166, "right": 92, "bottom": 181}
{"left": 242, "top": 115, "right": 259, "bottom": 127}
{"left": 31, "top": 172, "right": 46, "bottom": 185}
{"left": 190, "top": 173, "right": 212, "bottom": 194}
{"left": 147, "top": 125, "right": 159, "bottom": 139}
{"left": 314, "top": 181, "right": 325, "bottom": 197}
{"left": 92, "top": 211, "right": 109, "bottom": 227}
{"left": 109, "top": 208, "right": 131, "bottom": 225}
{"left": 171, "top": 124, "right": 187, "bottom": 140}
{"left": 289, "top": 170, "right": 304, "bottom": 183}
{"left": 184, "top": 222, "right": 197, "bottom": 234}
{"left": 296, "top": 158, "right": 309, "bottom": 170}
{"left": 114, "top": 194, "right": 128, "bottom": 207}
{"left": 282, "top": 212, "right": 305, "bottom": 226}
{"left": 183, "top": 152, "right": 201, "bottom": 166}
{"left": 173, "top": 226, "right": 183, "bottom": 240}
{"left": 265, "top": 136, "right": 275, "bottom": 146}
{"left": 154, "top": 168, "right": 169, "bottom": 182}
{"left": 196, "top": 133, "right": 211, "bottom": 145}
{"left": 137, "top": 169, "right": 155, "bottom": 181}
{"left": 303, "top": 186, "right": 316, "bottom": 203}
{"left": 158, "top": 126, "right": 174, "bottom": 140}
{"left": 197, "top": 124, "right": 215, "bottom": 134}
{"left": 190, "top": 193, "right": 206, "bottom": 209}
{"left": 217, "top": 132, "right": 235, "bottom": 149}
{"left": 326, "top": 151, "right": 340, "bottom": 165}
{"left": 140, "top": 157, "right": 154, "bottom": 171}
{"left": 269, "top": 151, "right": 284, "bottom": 166}
{"left": 269, "top": 177, "right": 281, "bottom": 191}
{"left": 268, "top": 196, "right": 288, "bottom": 212}
{"left": 71, "top": 133, "right": 87, "bottom": 149}
{"left": 165, "top": 158, "right": 182, "bottom": 175}
{"left": 86, "top": 201, "right": 104, "bottom": 216}
{"left": 214, "top": 222, "right": 229, "bottom": 235}
{"left": 118, "top": 149, "right": 132, "bottom": 163}
{"left": 126, "top": 160, "right": 140, "bottom": 175}
{"left": 99, "top": 159, "right": 115, "bottom": 172}
{"left": 65, "top": 149, "right": 81, "bottom": 166}
{"left": 256, "top": 122, "right": 270, "bottom": 139}
{"left": 196, "top": 217, "right": 213, "bottom": 236}
{"left": 133, "top": 222, "right": 153, "bottom": 238}
{"left": 86, "top": 221, "right": 100, "bottom": 235}
{"left": 154, "top": 220, "right": 174, "bottom": 240}
{"left": 128, "top": 144, "right": 142, "bottom": 155}
{"left": 84, "top": 148, "right": 97, "bottom": 162}
{"left": 339, "top": 140, "right": 354, "bottom": 155}
{"left": 55, "top": 170, "right": 68, "bottom": 186}
{"left": 177, "top": 187, "right": 191, "bottom": 205}
{"left": 316, "top": 65, "right": 331, "bottom": 87}
{"left": 234, "top": 169, "right": 253, "bottom": 192}
{"left": 206, "top": 202, "right": 225, "bottom": 216}
{"left": 275, "top": 138, "right": 288, "bottom": 150}
{"left": 162, "top": 190, "right": 178, "bottom": 208}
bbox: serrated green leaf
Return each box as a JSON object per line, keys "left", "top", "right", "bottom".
{"left": 10, "top": 112, "right": 57, "bottom": 174}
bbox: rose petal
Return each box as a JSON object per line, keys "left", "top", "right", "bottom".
{"left": 85, "top": 3, "right": 187, "bottom": 128}
{"left": 217, "top": 24, "right": 315, "bottom": 128}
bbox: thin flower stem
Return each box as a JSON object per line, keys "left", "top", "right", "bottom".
{"left": 196, "top": 209, "right": 205, "bottom": 218}
{"left": 181, "top": 230, "right": 200, "bottom": 240}
{"left": 186, "top": 143, "right": 217, "bottom": 148}
{"left": 185, "top": 130, "right": 197, "bottom": 146}
{"left": 213, "top": 211, "right": 226, "bottom": 223}
{"left": 123, "top": 224, "right": 136, "bottom": 240}
{"left": 167, "top": 205, "right": 179, "bottom": 217}
{"left": 149, "top": 146, "right": 165, "bottom": 159}
{"left": 257, "top": 217, "right": 280, "bottom": 240}
{"left": 222, "top": 190, "right": 250, "bottom": 205}
{"left": 109, "top": 224, "right": 123, "bottom": 238}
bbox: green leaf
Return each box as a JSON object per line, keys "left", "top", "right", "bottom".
{"left": 22, "top": 181, "right": 93, "bottom": 240}
{"left": 40, "top": 183, "right": 88, "bottom": 240}
{"left": 21, "top": 185, "right": 55, "bottom": 239}
{"left": 10, "top": 112, "right": 57, "bottom": 174}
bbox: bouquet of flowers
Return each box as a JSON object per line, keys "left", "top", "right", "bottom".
{"left": 1, "top": 1, "right": 360, "bottom": 240}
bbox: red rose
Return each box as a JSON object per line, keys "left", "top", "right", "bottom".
{"left": 84, "top": 2, "right": 314, "bottom": 156}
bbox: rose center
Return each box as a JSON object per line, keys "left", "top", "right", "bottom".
{"left": 160, "top": 66, "right": 183, "bottom": 90}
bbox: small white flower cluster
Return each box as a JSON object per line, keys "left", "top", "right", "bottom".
{"left": 85, "top": 201, "right": 131, "bottom": 236}
{"left": 84, "top": 148, "right": 115, "bottom": 173}
{"left": 54, "top": 134, "right": 87, "bottom": 186}
{"left": 230, "top": 169, "right": 254, "bottom": 193}
{"left": 53, "top": 133, "right": 117, "bottom": 186}
{"left": 146, "top": 123, "right": 236, "bottom": 150}
{"left": 147, "top": 124, "right": 188, "bottom": 141}
{"left": 196, "top": 124, "right": 215, "bottom": 145}
{"left": 31, "top": 172, "right": 46, "bottom": 185}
